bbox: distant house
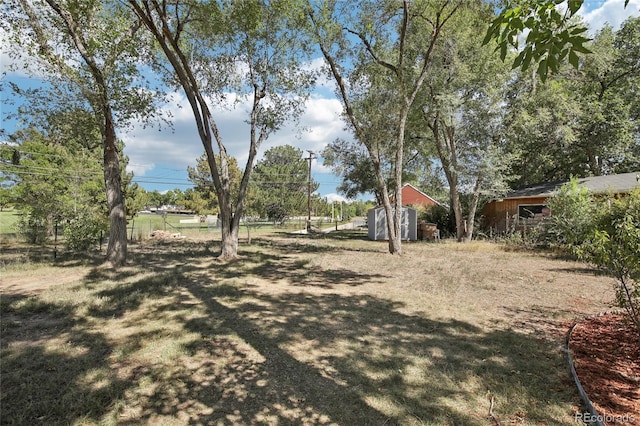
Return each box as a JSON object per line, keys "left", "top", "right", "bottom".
{"left": 392, "top": 183, "right": 441, "bottom": 209}
{"left": 482, "top": 172, "right": 640, "bottom": 233}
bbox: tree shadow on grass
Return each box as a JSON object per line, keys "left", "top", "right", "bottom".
{"left": 544, "top": 265, "right": 604, "bottom": 276}
{"left": 135, "top": 271, "right": 578, "bottom": 425}
{"left": 263, "top": 230, "right": 386, "bottom": 254}
{"left": 236, "top": 251, "right": 390, "bottom": 289}
{"left": 313, "top": 229, "right": 370, "bottom": 242}
{"left": 85, "top": 271, "right": 183, "bottom": 318}
{"left": 502, "top": 305, "right": 589, "bottom": 340}
{"left": 1, "top": 237, "right": 583, "bottom": 425}
{"left": 81, "top": 261, "right": 579, "bottom": 425}
{"left": 251, "top": 236, "right": 341, "bottom": 254}
{"left": 0, "top": 295, "right": 129, "bottom": 425}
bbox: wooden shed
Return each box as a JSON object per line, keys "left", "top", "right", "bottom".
{"left": 367, "top": 206, "right": 418, "bottom": 241}
{"left": 482, "top": 172, "right": 640, "bottom": 233}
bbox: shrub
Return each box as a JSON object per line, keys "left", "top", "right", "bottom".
{"left": 16, "top": 212, "right": 49, "bottom": 245}
{"left": 499, "top": 225, "right": 547, "bottom": 249}
{"left": 420, "top": 204, "right": 452, "bottom": 237}
{"left": 577, "top": 189, "right": 640, "bottom": 336}
{"left": 545, "top": 178, "right": 597, "bottom": 248}
{"left": 64, "top": 214, "right": 107, "bottom": 252}
{"left": 266, "top": 202, "right": 288, "bottom": 225}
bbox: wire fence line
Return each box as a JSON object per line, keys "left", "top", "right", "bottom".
{"left": 1, "top": 209, "right": 357, "bottom": 250}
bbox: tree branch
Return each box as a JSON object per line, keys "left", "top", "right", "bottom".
{"left": 344, "top": 27, "right": 398, "bottom": 75}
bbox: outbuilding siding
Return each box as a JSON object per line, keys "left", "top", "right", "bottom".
{"left": 483, "top": 196, "right": 549, "bottom": 233}
{"left": 482, "top": 172, "right": 640, "bottom": 234}
{"left": 399, "top": 184, "right": 440, "bottom": 209}
{"left": 367, "top": 206, "right": 418, "bottom": 241}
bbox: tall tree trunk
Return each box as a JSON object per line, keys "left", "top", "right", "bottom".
{"left": 387, "top": 107, "right": 409, "bottom": 254}
{"left": 221, "top": 227, "right": 239, "bottom": 259}
{"left": 388, "top": 205, "right": 402, "bottom": 253}
{"left": 463, "top": 175, "right": 482, "bottom": 243}
{"left": 219, "top": 206, "right": 239, "bottom": 260}
{"left": 24, "top": 0, "right": 129, "bottom": 266}
{"left": 381, "top": 183, "right": 401, "bottom": 254}
{"left": 429, "top": 115, "right": 466, "bottom": 242}
{"left": 217, "top": 155, "right": 246, "bottom": 261}
{"left": 204, "top": 140, "right": 241, "bottom": 260}
{"left": 103, "top": 115, "right": 127, "bottom": 266}
{"left": 216, "top": 84, "right": 266, "bottom": 261}
{"left": 370, "top": 154, "right": 401, "bottom": 254}
{"left": 450, "top": 185, "right": 465, "bottom": 242}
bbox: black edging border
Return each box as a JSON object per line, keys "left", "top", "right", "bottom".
{"left": 566, "top": 310, "right": 625, "bottom": 426}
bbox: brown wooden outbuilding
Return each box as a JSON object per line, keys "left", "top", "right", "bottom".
{"left": 482, "top": 172, "right": 640, "bottom": 233}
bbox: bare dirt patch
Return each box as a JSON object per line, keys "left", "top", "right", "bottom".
{"left": 1, "top": 266, "right": 89, "bottom": 296}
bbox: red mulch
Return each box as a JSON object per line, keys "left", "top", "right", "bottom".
{"left": 570, "top": 313, "right": 640, "bottom": 425}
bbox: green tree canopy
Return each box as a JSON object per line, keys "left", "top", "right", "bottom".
{"left": 187, "top": 152, "right": 242, "bottom": 215}
{"left": 250, "top": 145, "right": 317, "bottom": 219}
{"left": 3, "top": 127, "right": 108, "bottom": 246}
{"left": 504, "top": 17, "right": 640, "bottom": 187}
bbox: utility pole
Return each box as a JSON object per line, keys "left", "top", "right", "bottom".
{"left": 306, "top": 150, "right": 315, "bottom": 232}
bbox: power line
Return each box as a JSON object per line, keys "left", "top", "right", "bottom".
{"left": 0, "top": 147, "right": 103, "bottom": 164}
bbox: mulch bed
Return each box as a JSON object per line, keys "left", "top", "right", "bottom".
{"left": 570, "top": 313, "right": 640, "bottom": 425}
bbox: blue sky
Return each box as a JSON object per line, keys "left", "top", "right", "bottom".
{"left": 117, "top": 70, "right": 352, "bottom": 200}
{"left": 2, "top": 0, "right": 639, "bottom": 202}
{"left": 579, "top": 0, "right": 640, "bottom": 29}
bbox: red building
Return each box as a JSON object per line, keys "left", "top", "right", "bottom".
{"left": 394, "top": 183, "right": 440, "bottom": 209}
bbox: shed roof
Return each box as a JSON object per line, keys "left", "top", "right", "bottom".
{"left": 503, "top": 172, "right": 640, "bottom": 200}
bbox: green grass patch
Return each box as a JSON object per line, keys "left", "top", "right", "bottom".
{"left": 0, "top": 210, "right": 20, "bottom": 235}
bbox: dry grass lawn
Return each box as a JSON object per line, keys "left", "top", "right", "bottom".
{"left": 0, "top": 231, "right": 616, "bottom": 425}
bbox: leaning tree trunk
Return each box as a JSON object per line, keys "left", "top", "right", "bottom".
{"left": 381, "top": 190, "right": 402, "bottom": 254}
{"left": 387, "top": 109, "right": 409, "bottom": 255}
{"left": 371, "top": 155, "right": 402, "bottom": 254}
{"left": 103, "top": 115, "right": 127, "bottom": 267}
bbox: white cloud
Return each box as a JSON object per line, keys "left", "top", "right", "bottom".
{"left": 579, "top": 0, "right": 640, "bottom": 33}
{"left": 121, "top": 88, "right": 352, "bottom": 192}
{"left": 0, "top": 27, "right": 37, "bottom": 78}
{"left": 324, "top": 193, "right": 349, "bottom": 203}
{"left": 313, "top": 158, "right": 334, "bottom": 174}
{"left": 303, "top": 57, "right": 335, "bottom": 91}
{"left": 121, "top": 93, "right": 204, "bottom": 174}
{"left": 127, "top": 161, "right": 156, "bottom": 177}
{"left": 260, "top": 96, "right": 347, "bottom": 158}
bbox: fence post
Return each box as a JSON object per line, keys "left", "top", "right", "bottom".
{"left": 54, "top": 220, "right": 58, "bottom": 259}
